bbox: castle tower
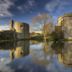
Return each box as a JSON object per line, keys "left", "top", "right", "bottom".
{"left": 14, "top": 22, "right": 29, "bottom": 39}
{"left": 10, "top": 20, "right": 14, "bottom": 30}
{"left": 10, "top": 20, "right": 29, "bottom": 40}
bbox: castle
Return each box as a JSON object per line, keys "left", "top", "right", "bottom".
{"left": 0, "top": 20, "right": 29, "bottom": 41}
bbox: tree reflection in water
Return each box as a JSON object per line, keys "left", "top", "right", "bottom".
{"left": 0, "top": 40, "right": 72, "bottom": 72}
{"left": 51, "top": 41, "right": 64, "bottom": 65}
{"left": 51, "top": 41, "right": 64, "bottom": 54}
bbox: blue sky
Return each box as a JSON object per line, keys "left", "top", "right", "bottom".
{"left": 0, "top": 0, "right": 72, "bottom": 30}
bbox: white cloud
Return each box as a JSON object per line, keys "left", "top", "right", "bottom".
{"left": 0, "top": 0, "right": 36, "bottom": 16}
{"left": 45, "top": 0, "right": 72, "bottom": 13}
{"left": 0, "top": 25, "right": 10, "bottom": 30}
{"left": 0, "top": 0, "right": 14, "bottom": 17}
{"left": 45, "top": 0, "right": 59, "bottom": 12}
{"left": 0, "top": 14, "right": 4, "bottom": 16}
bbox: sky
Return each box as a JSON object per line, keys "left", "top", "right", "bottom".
{"left": 0, "top": 0, "right": 72, "bottom": 31}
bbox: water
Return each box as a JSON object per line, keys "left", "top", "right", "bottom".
{"left": 0, "top": 40, "right": 72, "bottom": 72}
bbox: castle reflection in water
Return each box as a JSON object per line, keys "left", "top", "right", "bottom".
{"left": 0, "top": 40, "right": 29, "bottom": 60}
{"left": 0, "top": 40, "right": 72, "bottom": 66}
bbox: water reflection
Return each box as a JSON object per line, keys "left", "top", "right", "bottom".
{"left": 61, "top": 41, "right": 72, "bottom": 65}
{"left": 10, "top": 40, "right": 29, "bottom": 60}
{"left": 0, "top": 40, "right": 72, "bottom": 72}
{"left": 51, "top": 41, "right": 64, "bottom": 54}
{"left": 27, "top": 41, "right": 72, "bottom": 72}
{"left": 0, "top": 41, "right": 16, "bottom": 49}
{"left": 30, "top": 41, "right": 53, "bottom": 66}
{"left": 51, "top": 41, "right": 64, "bottom": 65}
{"left": 0, "top": 40, "right": 29, "bottom": 61}
{"left": 51, "top": 41, "right": 72, "bottom": 66}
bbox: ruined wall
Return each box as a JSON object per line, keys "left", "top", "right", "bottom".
{"left": 58, "top": 15, "right": 72, "bottom": 39}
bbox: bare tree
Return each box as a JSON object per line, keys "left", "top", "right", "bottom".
{"left": 32, "top": 13, "right": 53, "bottom": 42}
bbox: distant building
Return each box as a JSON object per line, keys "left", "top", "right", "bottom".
{"left": 58, "top": 13, "right": 72, "bottom": 39}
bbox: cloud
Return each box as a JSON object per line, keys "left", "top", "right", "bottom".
{"left": 17, "top": 0, "right": 36, "bottom": 13}
{"left": 58, "top": 0, "right": 72, "bottom": 11}
{"left": 0, "top": 0, "right": 36, "bottom": 17}
{"left": 0, "top": 25, "right": 10, "bottom": 30}
{"left": 45, "top": 0, "right": 59, "bottom": 12}
{"left": 45, "top": 0, "right": 72, "bottom": 14}
{"left": 0, "top": 0, "right": 72, "bottom": 17}
{"left": 0, "top": 14, "right": 4, "bottom": 16}
{"left": 0, "top": 0, "right": 15, "bottom": 17}
{"left": 0, "top": 63, "right": 14, "bottom": 72}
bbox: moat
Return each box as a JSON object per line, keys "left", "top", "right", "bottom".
{"left": 0, "top": 40, "right": 72, "bottom": 72}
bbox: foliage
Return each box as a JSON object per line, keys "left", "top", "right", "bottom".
{"left": 51, "top": 30, "right": 64, "bottom": 41}
{"left": 51, "top": 41, "right": 64, "bottom": 54}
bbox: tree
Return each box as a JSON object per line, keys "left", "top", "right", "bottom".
{"left": 32, "top": 13, "right": 53, "bottom": 42}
